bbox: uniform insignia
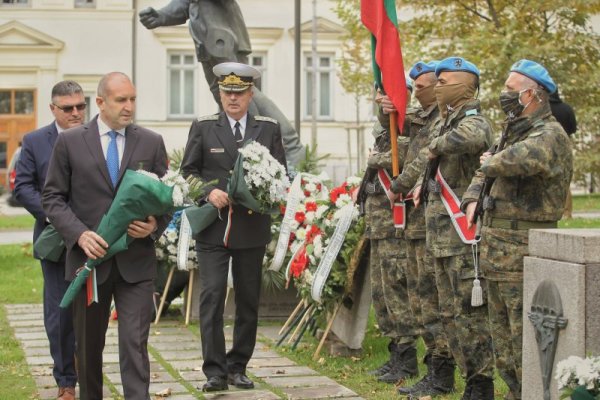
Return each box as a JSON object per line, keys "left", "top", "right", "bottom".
{"left": 254, "top": 115, "right": 278, "bottom": 124}
{"left": 198, "top": 114, "right": 219, "bottom": 122}
{"left": 528, "top": 131, "right": 545, "bottom": 138}
{"left": 210, "top": 148, "right": 225, "bottom": 153}
{"left": 416, "top": 65, "right": 423, "bottom": 72}
{"left": 454, "top": 58, "right": 462, "bottom": 68}
{"left": 465, "top": 109, "right": 478, "bottom": 116}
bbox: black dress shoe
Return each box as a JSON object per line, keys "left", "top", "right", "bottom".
{"left": 202, "top": 376, "right": 228, "bottom": 392}
{"left": 227, "top": 372, "right": 255, "bottom": 389}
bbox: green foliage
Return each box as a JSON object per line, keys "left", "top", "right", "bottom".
{"left": 168, "top": 148, "right": 186, "bottom": 171}
{"left": 296, "top": 145, "right": 330, "bottom": 175}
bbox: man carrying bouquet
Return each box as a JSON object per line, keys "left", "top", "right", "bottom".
{"left": 181, "top": 62, "right": 286, "bottom": 392}
{"left": 43, "top": 72, "right": 170, "bottom": 400}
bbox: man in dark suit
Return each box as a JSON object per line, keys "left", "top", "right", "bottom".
{"left": 42, "top": 72, "right": 169, "bottom": 400}
{"left": 15, "top": 80, "right": 86, "bottom": 400}
{"left": 181, "top": 62, "right": 286, "bottom": 392}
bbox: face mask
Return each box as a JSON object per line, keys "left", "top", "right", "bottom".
{"left": 414, "top": 83, "right": 436, "bottom": 108}
{"left": 499, "top": 89, "right": 533, "bottom": 119}
{"left": 434, "top": 83, "right": 473, "bottom": 112}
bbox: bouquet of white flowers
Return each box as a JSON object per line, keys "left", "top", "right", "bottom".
{"left": 556, "top": 355, "right": 600, "bottom": 399}
{"left": 156, "top": 210, "right": 197, "bottom": 271}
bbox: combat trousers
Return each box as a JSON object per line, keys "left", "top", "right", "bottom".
{"left": 406, "top": 239, "right": 450, "bottom": 357}
{"left": 370, "top": 237, "right": 418, "bottom": 345}
{"left": 433, "top": 253, "right": 494, "bottom": 379}
{"left": 480, "top": 227, "right": 528, "bottom": 399}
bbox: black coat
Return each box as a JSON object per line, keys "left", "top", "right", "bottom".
{"left": 181, "top": 112, "right": 287, "bottom": 249}
{"left": 550, "top": 91, "right": 577, "bottom": 135}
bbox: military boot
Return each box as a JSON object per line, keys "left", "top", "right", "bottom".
{"left": 397, "top": 353, "right": 432, "bottom": 393}
{"left": 467, "top": 375, "right": 494, "bottom": 400}
{"left": 368, "top": 340, "right": 395, "bottom": 377}
{"left": 378, "top": 343, "right": 418, "bottom": 384}
{"left": 399, "top": 355, "right": 455, "bottom": 397}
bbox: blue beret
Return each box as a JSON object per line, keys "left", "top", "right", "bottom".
{"left": 435, "top": 57, "right": 480, "bottom": 78}
{"left": 510, "top": 59, "right": 556, "bottom": 93}
{"left": 409, "top": 61, "right": 438, "bottom": 80}
{"left": 406, "top": 77, "right": 413, "bottom": 92}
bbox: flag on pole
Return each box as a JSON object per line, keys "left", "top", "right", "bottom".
{"left": 361, "top": 0, "right": 407, "bottom": 132}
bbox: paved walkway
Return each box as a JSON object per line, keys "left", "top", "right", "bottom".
{"left": 5, "top": 304, "right": 362, "bottom": 400}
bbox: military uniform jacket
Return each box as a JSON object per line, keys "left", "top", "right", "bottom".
{"left": 463, "top": 103, "right": 573, "bottom": 224}
{"left": 424, "top": 99, "right": 493, "bottom": 257}
{"left": 393, "top": 104, "right": 439, "bottom": 240}
{"left": 181, "top": 112, "right": 287, "bottom": 249}
{"left": 364, "top": 120, "right": 409, "bottom": 240}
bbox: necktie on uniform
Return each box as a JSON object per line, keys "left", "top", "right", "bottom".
{"left": 106, "top": 131, "right": 119, "bottom": 187}
{"left": 234, "top": 121, "right": 243, "bottom": 147}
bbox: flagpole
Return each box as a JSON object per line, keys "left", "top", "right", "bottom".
{"left": 390, "top": 111, "right": 400, "bottom": 177}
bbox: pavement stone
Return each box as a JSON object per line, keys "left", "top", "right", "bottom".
{"left": 7, "top": 303, "right": 364, "bottom": 399}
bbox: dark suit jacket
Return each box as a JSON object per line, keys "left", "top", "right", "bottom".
{"left": 42, "top": 116, "right": 169, "bottom": 284}
{"left": 14, "top": 123, "right": 58, "bottom": 252}
{"left": 181, "top": 112, "right": 286, "bottom": 249}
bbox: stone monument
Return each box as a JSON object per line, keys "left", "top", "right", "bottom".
{"left": 523, "top": 229, "right": 600, "bottom": 400}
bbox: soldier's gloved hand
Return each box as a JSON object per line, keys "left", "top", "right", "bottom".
{"left": 466, "top": 202, "right": 477, "bottom": 229}
{"left": 139, "top": 7, "right": 164, "bottom": 29}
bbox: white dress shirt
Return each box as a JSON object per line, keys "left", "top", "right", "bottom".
{"left": 97, "top": 115, "right": 126, "bottom": 165}
{"left": 226, "top": 113, "right": 248, "bottom": 139}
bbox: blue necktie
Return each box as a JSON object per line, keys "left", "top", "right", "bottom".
{"left": 106, "top": 131, "right": 119, "bottom": 187}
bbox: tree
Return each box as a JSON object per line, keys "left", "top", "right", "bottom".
{"left": 333, "top": 0, "right": 600, "bottom": 189}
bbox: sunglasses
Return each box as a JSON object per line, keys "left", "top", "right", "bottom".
{"left": 53, "top": 103, "right": 87, "bottom": 113}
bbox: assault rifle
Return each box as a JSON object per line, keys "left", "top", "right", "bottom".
{"left": 356, "top": 167, "right": 377, "bottom": 216}
{"left": 472, "top": 121, "right": 512, "bottom": 225}
{"left": 419, "top": 107, "right": 452, "bottom": 205}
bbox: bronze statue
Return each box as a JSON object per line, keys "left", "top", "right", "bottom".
{"left": 139, "top": 0, "right": 304, "bottom": 167}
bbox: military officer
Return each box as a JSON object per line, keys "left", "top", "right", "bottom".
{"left": 359, "top": 83, "right": 418, "bottom": 384}
{"left": 463, "top": 60, "right": 573, "bottom": 400}
{"left": 412, "top": 56, "right": 495, "bottom": 399}
{"left": 180, "top": 62, "right": 287, "bottom": 392}
{"left": 388, "top": 60, "right": 457, "bottom": 397}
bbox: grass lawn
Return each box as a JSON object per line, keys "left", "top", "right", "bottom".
{"left": 0, "top": 214, "right": 35, "bottom": 231}
{"left": 572, "top": 193, "right": 600, "bottom": 212}
{"left": 559, "top": 218, "right": 600, "bottom": 229}
{"left": 0, "top": 243, "right": 42, "bottom": 400}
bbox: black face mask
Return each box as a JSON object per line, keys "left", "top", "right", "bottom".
{"left": 499, "top": 91, "right": 524, "bottom": 119}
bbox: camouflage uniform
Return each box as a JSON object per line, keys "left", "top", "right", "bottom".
{"left": 462, "top": 103, "right": 573, "bottom": 398}
{"left": 392, "top": 104, "right": 451, "bottom": 359}
{"left": 424, "top": 99, "right": 494, "bottom": 381}
{"left": 364, "top": 122, "right": 416, "bottom": 345}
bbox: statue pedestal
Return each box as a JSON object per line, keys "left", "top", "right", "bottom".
{"left": 523, "top": 229, "right": 600, "bottom": 400}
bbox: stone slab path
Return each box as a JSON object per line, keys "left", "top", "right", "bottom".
{"left": 5, "top": 304, "right": 363, "bottom": 400}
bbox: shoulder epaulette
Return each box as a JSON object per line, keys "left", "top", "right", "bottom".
{"left": 197, "top": 114, "right": 219, "bottom": 122}
{"left": 465, "top": 109, "right": 478, "bottom": 116}
{"left": 254, "top": 115, "right": 278, "bottom": 124}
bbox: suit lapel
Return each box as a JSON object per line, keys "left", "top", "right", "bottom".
{"left": 120, "top": 125, "right": 139, "bottom": 180}
{"left": 243, "top": 114, "right": 262, "bottom": 145}
{"left": 83, "top": 117, "right": 113, "bottom": 190}
{"left": 47, "top": 123, "right": 58, "bottom": 149}
{"left": 214, "top": 113, "right": 238, "bottom": 162}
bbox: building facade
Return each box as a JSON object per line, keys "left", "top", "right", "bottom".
{"left": 0, "top": 0, "right": 376, "bottom": 187}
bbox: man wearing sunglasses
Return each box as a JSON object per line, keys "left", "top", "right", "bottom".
{"left": 14, "top": 80, "right": 86, "bottom": 400}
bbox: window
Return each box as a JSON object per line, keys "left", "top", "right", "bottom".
{"left": 168, "top": 53, "right": 196, "bottom": 118}
{"left": 305, "top": 54, "right": 334, "bottom": 119}
{"left": 0, "top": 90, "right": 34, "bottom": 115}
{"left": 1, "top": 0, "right": 29, "bottom": 6}
{"left": 249, "top": 53, "right": 267, "bottom": 92}
{"left": 74, "top": 0, "right": 95, "bottom": 8}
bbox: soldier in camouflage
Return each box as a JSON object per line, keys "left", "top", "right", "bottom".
{"left": 388, "top": 61, "right": 457, "bottom": 397}
{"left": 359, "top": 86, "right": 418, "bottom": 384}
{"left": 463, "top": 60, "right": 573, "bottom": 400}
{"left": 412, "top": 57, "right": 495, "bottom": 400}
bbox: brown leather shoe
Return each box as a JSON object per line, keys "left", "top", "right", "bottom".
{"left": 57, "top": 386, "right": 76, "bottom": 400}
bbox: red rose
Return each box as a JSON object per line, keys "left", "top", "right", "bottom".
{"left": 306, "top": 225, "right": 322, "bottom": 244}
{"left": 305, "top": 202, "right": 317, "bottom": 212}
{"left": 280, "top": 204, "right": 286, "bottom": 215}
{"left": 304, "top": 190, "right": 311, "bottom": 197}
{"left": 295, "top": 212, "right": 305, "bottom": 224}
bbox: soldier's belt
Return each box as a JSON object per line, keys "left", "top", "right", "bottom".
{"left": 488, "top": 218, "right": 557, "bottom": 230}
